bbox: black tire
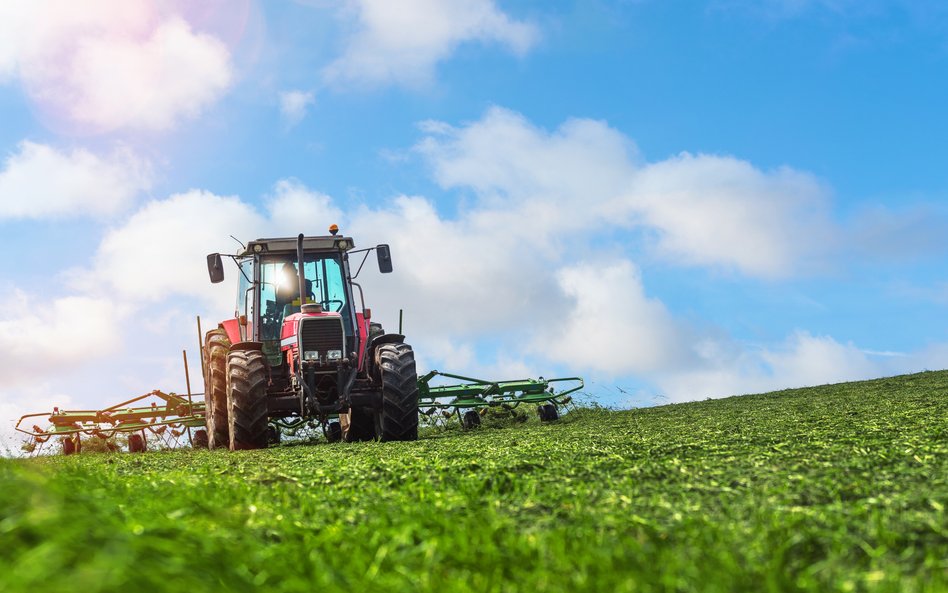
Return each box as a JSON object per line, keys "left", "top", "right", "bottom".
{"left": 462, "top": 410, "right": 481, "bottom": 430}
{"left": 267, "top": 425, "right": 281, "bottom": 445}
{"left": 538, "top": 403, "right": 559, "bottom": 422}
{"left": 128, "top": 433, "right": 146, "bottom": 453}
{"left": 62, "top": 435, "right": 80, "bottom": 455}
{"left": 326, "top": 421, "right": 342, "bottom": 443}
{"left": 377, "top": 343, "right": 419, "bottom": 442}
{"left": 191, "top": 429, "right": 209, "bottom": 449}
{"left": 203, "top": 328, "right": 231, "bottom": 449}
{"left": 226, "top": 349, "right": 269, "bottom": 451}
{"left": 343, "top": 408, "right": 378, "bottom": 442}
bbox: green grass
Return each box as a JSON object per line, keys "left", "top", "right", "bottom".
{"left": 2, "top": 371, "right": 947, "bottom": 593}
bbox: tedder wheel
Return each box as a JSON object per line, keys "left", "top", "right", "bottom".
{"left": 128, "top": 433, "right": 146, "bottom": 453}
{"left": 342, "top": 409, "right": 377, "bottom": 442}
{"left": 226, "top": 349, "right": 269, "bottom": 451}
{"left": 267, "top": 425, "right": 281, "bottom": 446}
{"left": 62, "top": 435, "right": 80, "bottom": 455}
{"left": 326, "top": 421, "right": 342, "bottom": 443}
{"left": 191, "top": 429, "right": 209, "bottom": 449}
{"left": 537, "top": 404, "right": 559, "bottom": 422}
{"left": 203, "top": 328, "right": 232, "bottom": 449}
{"left": 462, "top": 410, "right": 481, "bottom": 430}
{"left": 377, "top": 343, "right": 419, "bottom": 442}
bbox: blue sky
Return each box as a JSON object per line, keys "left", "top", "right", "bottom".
{"left": 1, "top": 0, "right": 947, "bottom": 442}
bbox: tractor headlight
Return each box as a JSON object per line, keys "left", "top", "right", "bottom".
{"left": 327, "top": 350, "right": 343, "bottom": 361}
{"left": 304, "top": 350, "right": 319, "bottom": 361}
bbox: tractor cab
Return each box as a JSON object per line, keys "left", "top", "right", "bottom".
{"left": 238, "top": 240, "right": 356, "bottom": 367}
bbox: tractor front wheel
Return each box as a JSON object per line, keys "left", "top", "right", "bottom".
{"left": 226, "top": 349, "right": 269, "bottom": 451}
{"left": 377, "top": 343, "right": 419, "bottom": 442}
{"left": 203, "top": 328, "right": 231, "bottom": 449}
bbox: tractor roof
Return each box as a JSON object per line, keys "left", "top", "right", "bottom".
{"left": 239, "top": 235, "right": 356, "bottom": 257}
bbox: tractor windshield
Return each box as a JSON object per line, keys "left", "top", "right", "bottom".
{"left": 259, "top": 253, "right": 350, "bottom": 342}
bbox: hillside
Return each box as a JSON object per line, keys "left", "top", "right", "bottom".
{"left": 1, "top": 371, "right": 947, "bottom": 592}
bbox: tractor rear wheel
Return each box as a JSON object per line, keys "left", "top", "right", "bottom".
{"left": 203, "top": 328, "right": 231, "bottom": 449}
{"left": 226, "top": 349, "right": 269, "bottom": 451}
{"left": 377, "top": 343, "right": 419, "bottom": 442}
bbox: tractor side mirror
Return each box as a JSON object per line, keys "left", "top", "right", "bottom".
{"left": 376, "top": 244, "right": 393, "bottom": 274}
{"left": 207, "top": 253, "right": 225, "bottom": 284}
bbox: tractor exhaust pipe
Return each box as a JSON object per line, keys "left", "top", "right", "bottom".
{"left": 297, "top": 233, "right": 306, "bottom": 305}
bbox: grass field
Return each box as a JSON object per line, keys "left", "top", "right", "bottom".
{"left": 2, "top": 371, "right": 947, "bottom": 593}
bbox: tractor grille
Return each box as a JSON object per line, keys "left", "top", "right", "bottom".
{"left": 299, "top": 317, "right": 345, "bottom": 362}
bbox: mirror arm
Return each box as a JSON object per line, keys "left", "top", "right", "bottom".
{"left": 352, "top": 250, "right": 372, "bottom": 280}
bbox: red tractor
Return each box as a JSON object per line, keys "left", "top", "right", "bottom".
{"left": 204, "top": 228, "right": 417, "bottom": 450}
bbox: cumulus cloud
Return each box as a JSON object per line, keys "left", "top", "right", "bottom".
{"left": 629, "top": 153, "right": 833, "bottom": 276}
{"left": 0, "top": 0, "right": 234, "bottom": 132}
{"left": 539, "top": 261, "right": 693, "bottom": 374}
{"left": 417, "top": 106, "right": 834, "bottom": 277}
{"left": 70, "top": 180, "right": 342, "bottom": 313}
{"left": 279, "top": 90, "right": 316, "bottom": 126}
{"left": 0, "top": 141, "right": 152, "bottom": 219}
{"left": 324, "top": 0, "right": 539, "bottom": 88}
{"left": 0, "top": 290, "right": 121, "bottom": 386}
{"left": 654, "top": 331, "right": 891, "bottom": 402}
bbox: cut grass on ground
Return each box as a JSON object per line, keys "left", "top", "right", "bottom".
{"left": 2, "top": 371, "right": 947, "bottom": 593}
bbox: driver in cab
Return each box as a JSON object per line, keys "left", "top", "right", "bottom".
{"left": 276, "top": 262, "right": 315, "bottom": 309}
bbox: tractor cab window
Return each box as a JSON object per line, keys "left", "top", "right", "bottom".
{"left": 259, "top": 254, "right": 351, "bottom": 342}
{"left": 236, "top": 258, "right": 253, "bottom": 317}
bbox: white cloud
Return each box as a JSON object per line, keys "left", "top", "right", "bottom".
{"left": 0, "top": 141, "right": 152, "bottom": 219}
{"left": 540, "top": 261, "right": 693, "bottom": 374}
{"left": 0, "top": 290, "right": 121, "bottom": 386}
{"left": 279, "top": 90, "right": 316, "bottom": 126}
{"left": 628, "top": 153, "right": 833, "bottom": 277}
{"left": 417, "top": 106, "right": 835, "bottom": 277}
{"left": 1, "top": 0, "right": 234, "bottom": 132}
{"left": 72, "top": 180, "right": 343, "bottom": 312}
{"left": 324, "top": 0, "right": 539, "bottom": 88}
{"left": 652, "top": 331, "right": 913, "bottom": 402}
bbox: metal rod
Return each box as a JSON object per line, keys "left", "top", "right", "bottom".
{"left": 399, "top": 308, "right": 403, "bottom": 334}
{"left": 183, "top": 349, "right": 194, "bottom": 443}
{"left": 196, "top": 315, "right": 205, "bottom": 379}
{"left": 297, "top": 233, "right": 307, "bottom": 305}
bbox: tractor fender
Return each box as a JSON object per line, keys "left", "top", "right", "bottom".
{"left": 219, "top": 319, "right": 242, "bottom": 345}
{"left": 370, "top": 333, "right": 405, "bottom": 352}
{"left": 367, "top": 333, "right": 405, "bottom": 379}
{"left": 230, "top": 341, "right": 264, "bottom": 352}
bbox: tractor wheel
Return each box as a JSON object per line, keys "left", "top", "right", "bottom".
{"left": 128, "top": 433, "right": 146, "bottom": 453}
{"left": 226, "top": 349, "right": 269, "bottom": 451}
{"left": 462, "top": 410, "right": 481, "bottom": 430}
{"left": 377, "top": 343, "right": 419, "bottom": 442}
{"left": 191, "top": 429, "right": 209, "bottom": 449}
{"left": 342, "top": 408, "right": 377, "bottom": 442}
{"left": 203, "top": 328, "right": 232, "bottom": 449}
{"left": 267, "top": 424, "right": 281, "bottom": 446}
{"left": 62, "top": 435, "right": 80, "bottom": 455}
{"left": 537, "top": 403, "right": 559, "bottom": 422}
{"left": 326, "top": 421, "right": 342, "bottom": 443}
